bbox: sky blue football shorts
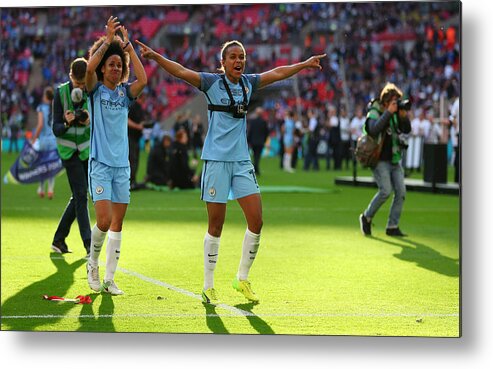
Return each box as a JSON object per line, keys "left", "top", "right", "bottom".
{"left": 89, "top": 159, "right": 130, "bottom": 204}
{"left": 200, "top": 160, "right": 260, "bottom": 203}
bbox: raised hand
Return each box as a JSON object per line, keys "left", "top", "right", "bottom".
{"left": 105, "top": 16, "right": 121, "bottom": 43}
{"left": 135, "top": 40, "right": 156, "bottom": 60}
{"left": 303, "top": 54, "right": 327, "bottom": 70}
{"left": 119, "top": 25, "right": 131, "bottom": 50}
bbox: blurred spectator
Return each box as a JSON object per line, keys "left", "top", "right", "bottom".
{"left": 247, "top": 107, "right": 269, "bottom": 176}
{"left": 282, "top": 110, "right": 296, "bottom": 173}
{"left": 291, "top": 112, "right": 303, "bottom": 170}
{"left": 169, "top": 129, "right": 199, "bottom": 189}
{"left": 339, "top": 107, "right": 351, "bottom": 170}
{"left": 349, "top": 106, "right": 365, "bottom": 154}
{"left": 173, "top": 111, "right": 192, "bottom": 146}
{"left": 303, "top": 108, "right": 320, "bottom": 171}
{"left": 191, "top": 113, "right": 205, "bottom": 159}
{"left": 405, "top": 109, "right": 420, "bottom": 173}
{"left": 7, "top": 106, "right": 23, "bottom": 153}
{"left": 128, "top": 92, "right": 147, "bottom": 190}
{"left": 327, "top": 105, "right": 340, "bottom": 170}
{"left": 145, "top": 133, "right": 172, "bottom": 187}
{"left": 31, "top": 86, "right": 57, "bottom": 199}
{"left": 424, "top": 109, "right": 443, "bottom": 144}
{"left": 449, "top": 96, "right": 460, "bottom": 183}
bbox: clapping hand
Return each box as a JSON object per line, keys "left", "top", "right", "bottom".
{"left": 105, "top": 16, "right": 121, "bottom": 43}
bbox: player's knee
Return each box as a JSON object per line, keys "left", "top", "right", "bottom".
{"left": 249, "top": 219, "right": 263, "bottom": 234}
{"left": 97, "top": 221, "right": 111, "bottom": 232}
{"left": 96, "top": 216, "right": 112, "bottom": 232}
{"left": 110, "top": 220, "right": 124, "bottom": 233}
{"left": 208, "top": 224, "right": 223, "bottom": 237}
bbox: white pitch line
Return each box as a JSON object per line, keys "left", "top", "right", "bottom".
{"left": 1, "top": 262, "right": 460, "bottom": 322}
{"left": 4, "top": 206, "right": 455, "bottom": 213}
{"left": 117, "top": 267, "right": 255, "bottom": 317}
{"left": 2, "top": 312, "right": 459, "bottom": 320}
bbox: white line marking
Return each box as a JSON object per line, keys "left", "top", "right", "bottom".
{"left": 3, "top": 206, "right": 456, "bottom": 213}
{"left": 1, "top": 260, "right": 460, "bottom": 322}
{"left": 1, "top": 264, "right": 459, "bottom": 321}
{"left": 2, "top": 313, "right": 459, "bottom": 320}
{"left": 117, "top": 267, "right": 255, "bottom": 317}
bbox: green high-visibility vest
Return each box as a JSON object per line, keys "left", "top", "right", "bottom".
{"left": 56, "top": 82, "right": 91, "bottom": 161}
{"left": 363, "top": 99, "right": 402, "bottom": 164}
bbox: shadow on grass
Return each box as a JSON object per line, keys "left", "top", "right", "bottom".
{"left": 203, "top": 302, "right": 229, "bottom": 334}
{"left": 77, "top": 293, "right": 116, "bottom": 332}
{"left": 372, "top": 236, "right": 459, "bottom": 277}
{"left": 1, "top": 254, "right": 86, "bottom": 331}
{"left": 234, "top": 302, "right": 275, "bottom": 335}
{"left": 202, "top": 301, "right": 275, "bottom": 335}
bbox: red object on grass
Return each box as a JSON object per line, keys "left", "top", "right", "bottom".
{"left": 42, "top": 295, "right": 92, "bottom": 304}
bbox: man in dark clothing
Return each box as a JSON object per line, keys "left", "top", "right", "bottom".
{"left": 191, "top": 113, "right": 204, "bottom": 159}
{"left": 145, "top": 133, "right": 172, "bottom": 187}
{"left": 128, "top": 93, "right": 147, "bottom": 190}
{"left": 173, "top": 111, "right": 192, "bottom": 149}
{"left": 247, "top": 107, "right": 270, "bottom": 176}
{"left": 169, "top": 129, "right": 199, "bottom": 189}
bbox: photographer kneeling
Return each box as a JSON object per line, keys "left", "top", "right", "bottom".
{"left": 359, "top": 83, "right": 411, "bottom": 237}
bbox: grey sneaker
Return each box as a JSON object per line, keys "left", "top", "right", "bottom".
{"left": 102, "top": 280, "right": 124, "bottom": 295}
{"left": 87, "top": 261, "right": 101, "bottom": 292}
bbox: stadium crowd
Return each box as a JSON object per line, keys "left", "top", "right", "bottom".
{"left": 1, "top": 3, "right": 460, "bottom": 177}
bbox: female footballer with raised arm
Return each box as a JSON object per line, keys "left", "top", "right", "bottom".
{"left": 85, "top": 16, "right": 147, "bottom": 295}
{"left": 137, "top": 38, "right": 325, "bottom": 304}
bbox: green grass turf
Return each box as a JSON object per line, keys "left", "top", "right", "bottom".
{"left": 1, "top": 151, "right": 460, "bottom": 336}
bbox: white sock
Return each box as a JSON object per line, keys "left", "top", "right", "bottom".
{"left": 38, "top": 181, "right": 45, "bottom": 194}
{"left": 90, "top": 224, "right": 106, "bottom": 264}
{"left": 203, "top": 232, "right": 220, "bottom": 290}
{"left": 47, "top": 177, "right": 55, "bottom": 193}
{"left": 283, "top": 153, "right": 292, "bottom": 169}
{"left": 237, "top": 228, "right": 260, "bottom": 281}
{"left": 104, "top": 230, "right": 121, "bottom": 281}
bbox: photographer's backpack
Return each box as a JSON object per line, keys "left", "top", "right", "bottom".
{"left": 353, "top": 99, "right": 384, "bottom": 168}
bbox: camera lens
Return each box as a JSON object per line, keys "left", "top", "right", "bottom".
{"left": 397, "top": 99, "right": 411, "bottom": 111}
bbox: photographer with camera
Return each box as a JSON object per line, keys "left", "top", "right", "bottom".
{"left": 359, "top": 83, "right": 411, "bottom": 237}
{"left": 51, "top": 58, "right": 92, "bottom": 256}
{"left": 137, "top": 38, "right": 325, "bottom": 304}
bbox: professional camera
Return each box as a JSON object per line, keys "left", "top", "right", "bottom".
{"left": 232, "top": 103, "right": 247, "bottom": 118}
{"left": 397, "top": 98, "right": 412, "bottom": 111}
{"left": 71, "top": 87, "right": 89, "bottom": 124}
{"left": 74, "top": 108, "right": 89, "bottom": 124}
{"left": 398, "top": 134, "right": 409, "bottom": 149}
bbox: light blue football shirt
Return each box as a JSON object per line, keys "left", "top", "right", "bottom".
{"left": 199, "top": 73, "right": 260, "bottom": 162}
{"left": 36, "top": 102, "right": 57, "bottom": 151}
{"left": 88, "top": 82, "right": 134, "bottom": 167}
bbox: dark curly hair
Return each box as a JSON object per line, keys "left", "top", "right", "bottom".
{"left": 88, "top": 36, "right": 130, "bottom": 83}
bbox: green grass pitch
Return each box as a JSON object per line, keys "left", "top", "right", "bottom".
{"left": 1, "top": 151, "right": 460, "bottom": 336}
